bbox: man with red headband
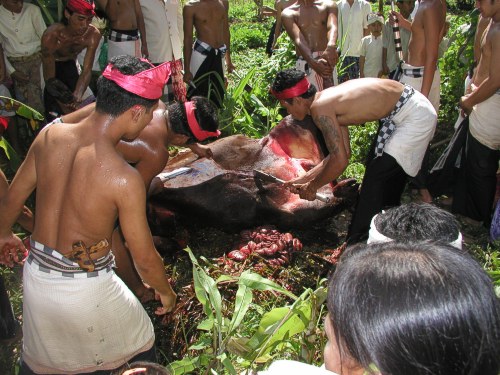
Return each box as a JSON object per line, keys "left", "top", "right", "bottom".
{"left": 41, "top": 0, "right": 101, "bottom": 122}
{"left": 0, "top": 56, "right": 178, "bottom": 373}
{"left": 270, "top": 68, "right": 436, "bottom": 244}
{"left": 60, "top": 96, "right": 220, "bottom": 302}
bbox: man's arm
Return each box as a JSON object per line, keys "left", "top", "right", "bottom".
{"left": 282, "top": 9, "right": 332, "bottom": 77}
{"left": 117, "top": 172, "right": 176, "bottom": 314}
{"left": 222, "top": 0, "right": 234, "bottom": 73}
{"left": 461, "top": 27, "right": 500, "bottom": 114}
{"left": 322, "top": 0, "right": 339, "bottom": 67}
{"left": 183, "top": 2, "right": 195, "bottom": 84}
{"left": 286, "top": 111, "right": 349, "bottom": 201}
{"left": 135, "top": 0, "right": 149, "bottom": 58}
{"left": 0, "top": 171, "right": 34, "bottom": 234}
{"left": 420, "top": 5, "right": 441, "bottom": 97}
{"left": 0, "top": 148, "right": 38, "bottom": 265}
{"left": 73, "top": 27, "right": 101, "bottom": 102}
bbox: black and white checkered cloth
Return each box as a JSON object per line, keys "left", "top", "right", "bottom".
{"left": 402, "top": 67, "right": 423, "bottom": 78}
{"left": 108, "top": 29, "right": 140, "bottom": 42}
{"left": 375, "top": 85, "right": 415, "bottom": 157}
{"left": 193, "top": 39, "right": 227, "bottom": 56}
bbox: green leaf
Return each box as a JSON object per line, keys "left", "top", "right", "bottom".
{"left": 218, "top": 352, "right": 237, "bottom": 375}
{"left": 167, "top": 356, "right": 201, "bottom": 375}
{"left": 0, "top": 96, "right": 44, "bottom": 121}
{"left": 0, "top": 138, "right": 21, "bottom": 171}
{"left": 227, "top": 279, "right": 253, "bottom": 336}
{"left": 238, "top": 270, "right": 297, "bottom": 300}
{"left": 197, "top": 317, "right": 215, "bottom": 331}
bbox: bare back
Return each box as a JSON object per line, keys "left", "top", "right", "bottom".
{"left": 407, "top": 0, "right": 446, "bottom": 66}
{"left": 29, "top": 120, "right": 145, "bottom": 256}
{"left": 104, "top": 0, "right": 139, "bottom": 30}
{"left": 283, "top": 0, "right": 333, "bottom": 53}
{"left": 311, "top": 78, "right": 405, "bottom": 125}
{"left": 185, "top": 0, "right": 228, "bottom": 48}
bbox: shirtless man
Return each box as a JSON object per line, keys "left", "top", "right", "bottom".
{"left": 270, "top": 68, "right": 436, "bottom": 243}
{"left": 271, "top": 0, "right": 295, "bottom": 51}
{"left": 60, "top": 97, "right": 219, "bottom": 301}
{"left": 281, "top": 0, "right": 339, "bottom": 91}
{"left": 0, "top": 56, "right": 176, "bottom": 373}
{"left": 183, "top": 0, "right": 234, "bottom": 108}
{"left": 391, "top": 0, "right": 445, "bottom": 203}
{"left": 41, "top": 0, "right": 101, "bottom": 122}
{"left": 453, "top": 0, "right": 500, "bottom": 226}
{"left": 96, "top": 0, "right": 148, "bottom": 60}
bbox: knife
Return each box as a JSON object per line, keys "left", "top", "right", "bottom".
{"left": 253, "top": 169, "right": 330, "bottom": 203}
{"left": 157, "top": 167, "right": 192, "bottom": 182}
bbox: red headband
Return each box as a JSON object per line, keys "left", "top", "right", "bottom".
{"left": 270, "top": 77, "right": 310, "bottom": 100}
{"left": 184, "top": 101, "right": 220, "bottom": 141}
{"left": 66, "top": 0, "right": 96, "bottom": 16}
{"left": 102, "top": 61, "right": 171, "bottom": 100}
{"left": 0, "top": 117, "right": 8, "bottom": 131}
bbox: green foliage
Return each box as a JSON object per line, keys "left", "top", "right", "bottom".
{"left": 168, "top": 249, "right": 326, "bottom": 374}
{"left": 230, "top": 22, "right": 269, "bottom": 52}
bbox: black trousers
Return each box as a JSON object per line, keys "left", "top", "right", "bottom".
{"left": 452, "top": 130, "right": 500, "bottom": 225}
{"left": 348, "top": 152, "right": 408, "bottom": 244}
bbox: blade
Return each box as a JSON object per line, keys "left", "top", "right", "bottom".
{"left": 253, "top": 169, "right": 285, "bottom": 184}
{"left": 157, "top": 167, "right": 192, "bottom": 182}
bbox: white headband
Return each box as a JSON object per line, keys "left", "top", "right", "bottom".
{"left": 367, "top": 213, "right": 463, "bottom": 249}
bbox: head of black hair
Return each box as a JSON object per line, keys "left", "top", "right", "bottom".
{"left": 168, "top": 96, "right": 219, "bottom": 143}
{"left": 95, "top": 55, "right": 158, "bottom": 117}
{"left": 374, "top": 202, "right": 460, "bottom": 243}
{"left": 271, "top": 68, "right": 317, "bottom": 104}
{"left": 327, "top": 241, "right": 500, "bottom": 375}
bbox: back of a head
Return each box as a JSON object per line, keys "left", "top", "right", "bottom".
{"left": 374, "top": 203, "right": 460, "bottom": 243}
{"left": 117, "top": 361, "right": 171, "bottom": 375}
{"left": 271, "top": 69, "right": 317, "bottom": 101}
{"left": 327, "top": 242, "right": 500, "bottom": 375}
{"left": 168, "top": 96, "right": 219, "bottom": 142}
{"left": 96, "top": 55, "right": 158, "bottom": 117}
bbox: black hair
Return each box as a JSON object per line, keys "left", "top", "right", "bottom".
{"left": 95, "top": 55, "right": 158, "bottom": 117}
{"left": 271, "top": 68, "right": 317, "bottom": 104}
{"left": 168, "top": 96, "right": 219, "bottom": 143}
{"left": 62, "top": 7, "right": 73, "bottom": 24}
{"left": 327, "top": 242, "right": 500, "bottom": 375}
{"left": 374, "top": 203, "right": 460, "bottom": 243}
{"left": 111, "top": 361, "right": 171, "bottom": 375}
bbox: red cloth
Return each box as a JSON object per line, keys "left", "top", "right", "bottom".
{"left": 66, "top": 0, "right": 95, "bottom": 16}
{"left": 0, "top": 117, "right": 8, "bottom": 131}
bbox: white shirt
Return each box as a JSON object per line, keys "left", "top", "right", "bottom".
{"left": 337, "top": 0, "right": 372, "bottom": 57}
{"left": 360, "top": 34, "right": 383, "bottom": 77}
{"left": 382, "top": 17, "right": 411, "bottom": 72}
{"left": 139, "top": 0, "right": 183, "bottom": 64}
{"left": 0, "top": 3, "right": 46, "bottom": 75}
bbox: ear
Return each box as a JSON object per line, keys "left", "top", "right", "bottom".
{"left": 64, "top": 9, "right": 70, "bottom": 20}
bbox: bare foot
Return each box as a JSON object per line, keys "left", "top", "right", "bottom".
{"left": 415, "top": 188, "right": 433, "bottom": 204}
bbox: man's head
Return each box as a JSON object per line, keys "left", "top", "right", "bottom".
{"left": 63, "top": 0, "right": 95, "bottom": 33}
{"left": 326, "top": 241, "right": 500, "bottom": 375}
{"left": 271, "top": 69, "right": 317, "bottom": 121}
{"left": 476, "top": 0, "right": 500, "bottom": 18}
{"left": 396, "top": 0, "right": 415, "bottom": 18}
{"left": 368, "top": 202, "right": 462, "bottom": 247}
{"left": 167, "top": 97, "right": 219, "bottom": 146}
{"left": 1, "top": 0, "right": 23, "bottom": 14}
{"left": 96, "top": 56, "right": 169, "bottom": 137}
{"left": 367, "top": 13, "right": 384, "bottom": 37}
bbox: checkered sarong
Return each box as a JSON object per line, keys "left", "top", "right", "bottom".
{"left": 108, "top": 29, "right": 140, "bottom": 42}
{"left": 375, "top": 85, "right": 415, "bottom": 157}
{"left": 27, "top": 238, "right": 115, "bottom": 278}
{"left": 193, "top": 39, "right": 227, "bottom": 56}
{"left": 402, "top": 66, "right": 423, "bottom": 78}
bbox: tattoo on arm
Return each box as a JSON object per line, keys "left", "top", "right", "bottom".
{"left": 314, "top": 115, "right": 340, "bottom": 156}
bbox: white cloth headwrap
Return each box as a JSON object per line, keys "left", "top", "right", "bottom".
{"left": 367, "top": 213, "right": 463, "bottom": 249}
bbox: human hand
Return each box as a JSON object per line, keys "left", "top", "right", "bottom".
{"left": 141, "top": 44, "right": 149, "bottom": 59}
{"left": 189, "top": 143, "right": 213, "bottom": 159}
{"left": 11, "top": 71, "right": 29, "bottom": 83}
{"left": 226, "top": 60, "right": 235, "bottom": 74}
{"left": 183, "top": 71, "right": 193, "bottom": 84}
{"left": 0, "top": 233, "right": 26, "bottom": 267}
{"left": 286, "top": 181, "right": 318, "bottom": 201}
{"left": 459, "top": 95, "right": 472, "bottom": 117}
{"left": 389, "top": 11, "right": 402, "bottom": 25}
{"left": 322, "top": 46, "right": 339, "bottom": 67}
{"left": 155, "top": 289, "right": 177, "bottom": 315}
{"left": 311, "top": 59, "right": 333, "bottom": 78}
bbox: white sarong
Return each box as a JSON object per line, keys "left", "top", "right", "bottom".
{"left": 400, "top": 62, "right": 440, "bottom": 112}
{"left": 22, "top": 239, "right": 155, "bottom": 374}
{"left": 469, "top": 87, "right": 500, "bottom": 150}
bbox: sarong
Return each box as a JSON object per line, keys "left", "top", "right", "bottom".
{"left": 296, "top": 51, "right": 334, "bottom": 91}
{"left": 469, "top": 88, "right": 500, "bottom": 150}
{"left": 22, "top": 238, "right": 155, "bottom": 374}
{"left": 107, "top": 29, "right": 141, "bottom": 61}
{"left": 165, "top": 58, "right": 187, "bottom": 103}
{"left": 399, "top": 62, "right": 440, "bottom": 112}
{"left": 187, "top": 39, "right": 226, "bottom": 108}
{"left": 338, "top": 56, "right": 360, "bottom": 83}
{"left": 7, "top": 52, "right": 44, "bottom": 114}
